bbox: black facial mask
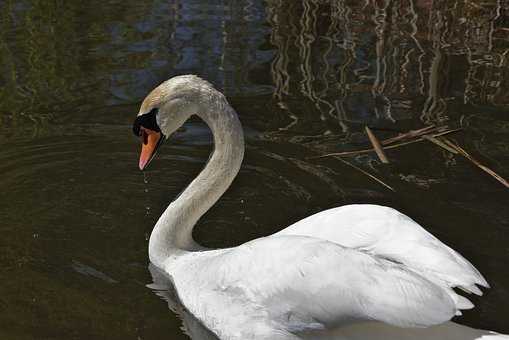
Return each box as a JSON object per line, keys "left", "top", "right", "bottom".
{"left": 132, "top": 108, "right": 161, "bottom": 136}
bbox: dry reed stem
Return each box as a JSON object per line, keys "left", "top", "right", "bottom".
{"left": 381, "top": 125, "right": 438, "bottom": 146}
{"left": 335, "top": 156, "right": 395, "bottom": 192}
{"left": 365, "top": 126, "right": 390, "bottom": 163}
{"left": 311, "top": 128, "right": 462, "bottom": 159}
{"left": 422, "top": 135, "right": 459, "bottom": 154}
{"left": 441, "top": 138, "right": 509, "bottom": 189}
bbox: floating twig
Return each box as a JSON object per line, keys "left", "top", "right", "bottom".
{"left": 441, "top": 138, "right": 509, "bottom": 189}
{"left": 311, "top": 128, "right": 462, "bottom": 159}
{"left": 422, "top": 135, "right": 459, "bottom": 154}
{"left": 381, "top": 125, "right": 438, "bottom": 146}
{"left": 365, "top": 126, "right": 389, "bottom": 163}
{"left": 335, "top": 156, "right": 395, "bottom": 192}
{"left": 426, "top": 128, "right": 463, "bottom": 138}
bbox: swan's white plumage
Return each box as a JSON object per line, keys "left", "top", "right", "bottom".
{"left": 169, "top": 235, "right": 462, "bottom": 338}
{"left": 136, "top": 75, "right": 507, "bottom": 340}
{"left": 167, "top": 215, "right": 488, "bottom": 339}
{"left": 277, "top": 204, "right": 488, "bottom": 295}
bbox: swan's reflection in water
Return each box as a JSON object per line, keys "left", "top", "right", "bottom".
{"left": 148, "top": 264, "right": 220, "bottom": 340}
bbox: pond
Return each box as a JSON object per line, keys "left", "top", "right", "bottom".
{"left": 0, "top": 0, "right": 508, "bottom": 339}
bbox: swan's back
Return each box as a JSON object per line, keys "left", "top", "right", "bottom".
{"left": 168, "top": 235, "right": 476, "bottom": 339}
{"left": 277, "top": 204, "right": 488, "bottom": 295}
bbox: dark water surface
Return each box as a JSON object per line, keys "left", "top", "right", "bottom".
{"left": 1, "top": 0, "right": 509, "bottom": 339}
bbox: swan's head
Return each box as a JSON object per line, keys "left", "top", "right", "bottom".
{"left": 132, "top": 75, "right": 213, "bottom": 170}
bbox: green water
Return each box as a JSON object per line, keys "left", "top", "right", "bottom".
{"left": 0, "top": 0, "right": 508, "bottom": 339}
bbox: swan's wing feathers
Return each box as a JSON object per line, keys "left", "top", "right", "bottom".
{"left": 277, "top": 204, "right": 488, "bottom": 295}
{"left": 186, "top": 236, "right": 461, "bottom": 333}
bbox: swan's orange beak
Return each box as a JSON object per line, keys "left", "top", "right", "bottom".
{"left": 139, "top": 127, "right": 164, "bottom": 170}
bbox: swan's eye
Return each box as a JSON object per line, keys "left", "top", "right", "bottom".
{"left": 132, "top": 108, "right": 161, "bottom": 138}
{"left": 133, "top": 120, "right": 141, "bottom": 137}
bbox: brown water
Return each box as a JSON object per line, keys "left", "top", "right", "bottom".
{"left": 1, "top": 0, "right": 508, "bottom": 339}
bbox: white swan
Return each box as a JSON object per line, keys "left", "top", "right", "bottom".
{"left": 133, "top": 75, "right": 507, "bottom": 340}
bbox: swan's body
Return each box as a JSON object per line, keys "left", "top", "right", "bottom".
{"left": 134, "top": 75, "right": 507, "bottom": 340}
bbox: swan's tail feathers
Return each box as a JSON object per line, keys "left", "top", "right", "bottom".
{"left": 384, "top": 242, "right": 490, "bottom": 309}
{"left": 442, "top": 286, "right": 474, "bottom": 317}
{"left": 451, "top": 293, "right": 474, "bottom": 310}
{"left": 459, "top": 284, "right": 484, "bottom": 296}
{"left": 427, "top": 245, "right": 490, "bottom": 314}
{"left": 442, "top": 243, "right": 490, "bottom": 289}
{"left": 413, "top": 243, "right": 490, "bottom": 298}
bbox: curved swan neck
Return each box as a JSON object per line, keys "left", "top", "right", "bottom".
{"left": 149, "top": 94, "right": 244, "bottom": 267}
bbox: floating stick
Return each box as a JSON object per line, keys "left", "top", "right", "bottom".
{"left": 441, "top": 138, "right": 509, "bottom": 189}
{"left": 365, "top": 126, "right": 390, "bottom": 163}
{"left": 335, "top": 156, "right": 395, "bottom": 192}
{"left": 422, "top": 135, "right": 459, "bottom": 154}
{"left": 311, "top": 128, "right": 462, "bottom": 159}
